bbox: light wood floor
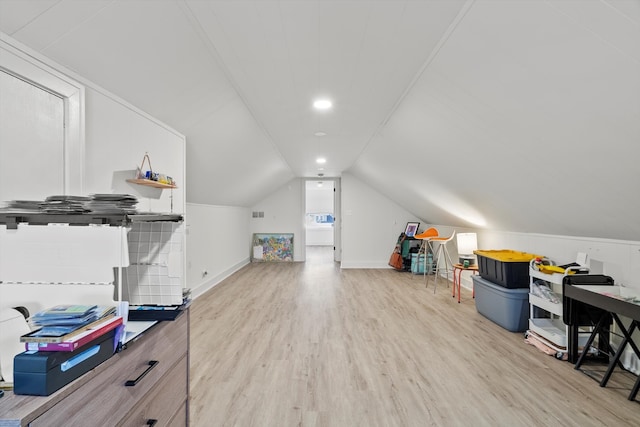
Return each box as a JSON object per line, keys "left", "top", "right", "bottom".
{"left": 189, "top": 247, "right": 639, "bottom": 426}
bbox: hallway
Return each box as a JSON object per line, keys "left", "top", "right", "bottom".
{"left": 305, "top": 245, "right": 336, "bottom": 265}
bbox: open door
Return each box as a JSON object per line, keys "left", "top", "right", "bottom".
{"left": 333, "top": 178, "right": 341, "bottom": 262}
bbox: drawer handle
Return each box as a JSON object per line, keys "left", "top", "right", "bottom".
{"left": 125, "top": 360, "right": 159, "bottom": 386}
{"left": 146, "top": 419, "right": 158, "bottom": 426}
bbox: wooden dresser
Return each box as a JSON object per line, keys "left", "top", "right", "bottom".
{"left": 0, "top": 309, "right": 189, "bottom": 427}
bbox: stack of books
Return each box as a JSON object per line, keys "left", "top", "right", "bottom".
{"left": 14, "top": 305, "right": 123, "bottom": 396}
{"left": 21, "top": 305, "right": 123, "bottom": 352}
{"left": 41, "top": 195, "right": 92, "bottom": 213}
{"left": 87, "top": 194, "right": 138, "bottom": 214}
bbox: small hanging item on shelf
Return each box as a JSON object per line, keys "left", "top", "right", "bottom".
{"left": 128, "top": 153, "right": 177, "bottom": 188}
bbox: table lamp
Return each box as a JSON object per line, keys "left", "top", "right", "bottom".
{"left": 457, "top": 232, "right": 478, "bottom": 266}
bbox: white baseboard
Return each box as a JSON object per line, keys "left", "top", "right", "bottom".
{"left": 340, "top": 261, "right": 392, "bottom": 269}
{"left": 190, "top": 258, "right": 250, "bottom": 300}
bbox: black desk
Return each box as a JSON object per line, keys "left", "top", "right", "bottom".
{"left": 564, "top": 283, "right": 640, "bottom": 401}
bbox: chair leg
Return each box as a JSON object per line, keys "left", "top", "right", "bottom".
{"left": 425, "top": 250, "right": 431, "bottom": 288}
{"left": 431, "top": 243, "right": 454, "bottom": 292}
{"left": 424, "top": 241, "right": 434, "bottom": 288}
{"left": 442, "top": 245, "right": 454, "bottom": 285}
{"left": 420, "top": 241, "right": 428, "bottom": 284}
{"left": 429, "top": 244, "right": 445, "bottom": 293}
{"left": 435, "top": 246, "right": 443, "bottom": 293}
{"left": 424, "top": 242, "right": 435, "bottom": 288}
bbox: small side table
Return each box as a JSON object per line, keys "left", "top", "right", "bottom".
{"left": 452, "top": 263, "right": 479, "bottom": 303}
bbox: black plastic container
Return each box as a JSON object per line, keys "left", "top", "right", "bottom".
{"left": 475, "top": 250, "right": 539, "bottom": 289}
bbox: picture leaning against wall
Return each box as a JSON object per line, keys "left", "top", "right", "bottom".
{"left": 252, "top": 233, "right": 294, "bottom": 262}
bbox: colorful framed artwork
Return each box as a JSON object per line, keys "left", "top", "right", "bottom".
{"left": 252, "top": 233, "right": 294, "bottom": 262}
{"left": 404, "top": 222, "right": 420, "bottom": 238}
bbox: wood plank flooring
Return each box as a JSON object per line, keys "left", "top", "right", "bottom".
{"left": 189, "top": 247, "right": 639, "bottom": 426}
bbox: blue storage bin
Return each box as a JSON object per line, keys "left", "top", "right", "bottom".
{"left": 411, "top": 253, "right": 432, "bottom": 274}
{"left": 472, "top": 275, "right": 529, "bottom": 332}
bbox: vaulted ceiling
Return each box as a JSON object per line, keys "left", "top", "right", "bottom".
{"left": 1, "top": 0, "right": 639, "bottom": 240}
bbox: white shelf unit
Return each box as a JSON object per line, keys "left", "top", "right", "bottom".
{"left": 0, "top": 213, "right": 185, "bottom": 312}
{"left": 120, "top": 220, "right": 185, "bottom": 305}
{"left": 0, "top": 222, "right": 129, "bottom": 314}
{"left": 527, "top": 259, "right": 590, "bottom": 354}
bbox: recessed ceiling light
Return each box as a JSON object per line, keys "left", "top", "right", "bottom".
{"left": 313, "top": 99, "right": 332, "bottom": 110}
{"left": 314, "top": 131, "right": 327, "bottom": 137}
{"left": 316, "top": 157, "right": 326, "bottom": 164}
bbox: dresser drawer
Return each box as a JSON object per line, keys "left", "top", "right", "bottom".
{"left": 168, "top": 401, "right": 187, "bottom": 427}
{"left": 30, "top": 312, "right": 188, "bottom": 426}
{"left": 118, "top": 356, "right": 188, "bottom": 427}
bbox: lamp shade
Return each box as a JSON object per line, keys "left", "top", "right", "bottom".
{"left": 457, "top": 233, "right": 478, "bottom": 255}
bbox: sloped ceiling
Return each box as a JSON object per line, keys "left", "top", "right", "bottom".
{"left": 0, "top": 0, "right": 638, "bottom": 240}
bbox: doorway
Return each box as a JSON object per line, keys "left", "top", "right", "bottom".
{"left": 305, "top": 179, "right": 336, "bottom": 263}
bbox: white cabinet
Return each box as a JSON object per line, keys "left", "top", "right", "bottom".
{"left": 527, "top": 258, "right": 589, "bottom": 355}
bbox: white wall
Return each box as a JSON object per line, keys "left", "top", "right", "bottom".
{"left": 239, "top": 174, "right": 458, "bottom": 271}
{"left": 250, "top": 178, "right": 305, "bottom": 261}
{"left": 83, "top": 88, "right": 185, "bottom": 214}
{"left": 0, "top": 34, "right": 186, "bottom": 214}
{"left": 335, "top": 169, "right": 640, "bottom": 291}
{"left": 338, "top": 172, "right": 640, "bottom": 293}
{"left": 306, "top": 226, "right": 334, "bottom": 247}
{"left": 185, "top": 203, "right": 250, "bottom": 299}
{"left": 340, "top": 172, "right": 423, "bottom": 268}
{"left": 306, "top": 182, "right": 334, "bottom": 212}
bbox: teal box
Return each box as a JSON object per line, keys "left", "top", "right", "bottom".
{"left": 411, "top": 253, "right": 432, "bottom": 274}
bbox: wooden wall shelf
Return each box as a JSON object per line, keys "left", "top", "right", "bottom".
{"left": 126, "top": 178, "right": 177, "bottom": 189}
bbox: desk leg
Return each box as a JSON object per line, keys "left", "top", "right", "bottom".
{"left": 627, "top": 321, "right": 640, "bottom": 401}
{"left": 568, "top": 323, "right": 578, "bottom": 364}
{"left": 472, "top": 271, "right": 477, "bottom": 299}
{"left": 452, "top": 268, "right": 457, "bottom": 299}
{"left": 626, "top": 320, "right": 640, "bottom": 401}
{"left": 616, "top": 320, "right": 640, "bottom": 401}
{"left": 600, "top": 318, "right": 640, "bottom": 401}
{"left": 452, "top": 268, "right": 462, "bottom": 303}
{"left": 574, "top": 312, "right": 609, "bottom": 368}
{"left": 631, "top": 368, "right": 640, "bottom": 401}
{"left": 601, "top": 316, "right": 639, "bottom": 389}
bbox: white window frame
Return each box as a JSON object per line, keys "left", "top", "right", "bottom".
{"left": 0, "top": 33, "right": 85, "bottom": 195}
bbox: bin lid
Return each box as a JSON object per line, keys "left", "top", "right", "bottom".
{"left": 473, "top": 249, "right": 541, "bottom": 262}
